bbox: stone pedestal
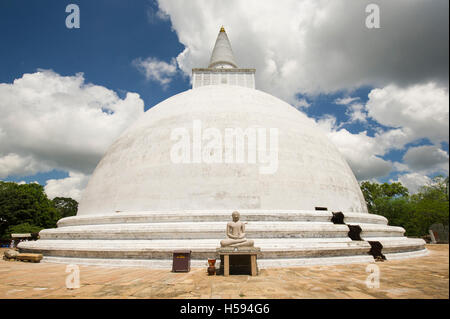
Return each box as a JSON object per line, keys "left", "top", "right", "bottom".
{"left": 216, "top": 247, "right": 261, "bottom": 276}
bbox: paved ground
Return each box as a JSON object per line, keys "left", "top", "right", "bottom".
{"left": 0, "top": 244, "right": 448, "bottom": 299}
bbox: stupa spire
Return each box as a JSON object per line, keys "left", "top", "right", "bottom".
{"left": 192, "top": 26, "right": 255, "bottom": 89}
{"left": 208, "top": 26, "right": 238, "bottom": 68}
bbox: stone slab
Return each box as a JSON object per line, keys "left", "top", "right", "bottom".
{"left": 216, "top": 247, "right": 261, "bottom": 255}
{"left": 16, "top": 253, "right": 43, "bottom": 263}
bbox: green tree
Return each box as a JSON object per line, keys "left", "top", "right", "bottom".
{"left": 360, "top": 181, "right": 409, "bottom": 212}
{"left": 52, "top": 197, "right": 78, "bottom": 219}
{"left": 360, "top": 177, "right": 449, "bottom": 237}
{"left": 7, "top": 222, "right": 43, "bottom": 235}
{"left": 413, "top": 176, "right": 449, "bottom": 202}
{"left": 0, "top": 181, "right": 60, "bottom": 240}
{"left": 410, "top": 176, "right": 449, "bottom": 236}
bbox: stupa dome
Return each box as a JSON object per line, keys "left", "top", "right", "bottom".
{"left": 78, "top": 85, "right": 367, "bottom": 216}
{"left": 18, "top": 27, "right": 426, "bottom": 267}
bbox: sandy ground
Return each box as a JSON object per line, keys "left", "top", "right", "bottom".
{"left": 0, "top": 244, "right": 448, "bottom": 299}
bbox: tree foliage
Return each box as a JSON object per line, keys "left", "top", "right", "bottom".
{"left": 8, "top": 222, "right": 43, "bottom": 235}
{"left": 52, "top": 197, "right": 78, "bottom": 219}
{"left": 360, "top": 176, "right": 449, "bottom": 237}
{"left": 0, "top": 181, "right": 78, "bottom": 240}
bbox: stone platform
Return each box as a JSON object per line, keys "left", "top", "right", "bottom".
{"left": 17, "top": 210, "right": 427, "bottom": 268}
{"left": 217, "top": 247, "right": 261, "bottom": 276}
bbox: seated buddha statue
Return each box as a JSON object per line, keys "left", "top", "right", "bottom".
{"left": 220, "top": 211, "right": 254, "bottom": 248}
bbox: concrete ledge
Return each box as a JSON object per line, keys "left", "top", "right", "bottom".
{"left": 40, "top": 221, "right": 404, "bottom": 240}
{"left": 343, "top": 212, "right": 388, "bottom": 225}
{"left": 41, "top": 254, "right": 377, "bottom": 269}
{"left": 57, "top": 210, "right": 387, "bottom": 227}
{"left": 40, "top": 222, "right": 353, "bottom": 240}
{"left": 19, "top": 239, "right": 371, "bottom": 259}
{"left": 384, "top": 249, "right": 429, "bottom": 260}
{"left": 258, "top": 255, "right": 376, "bottom": 267}
{"left": 18, "top": 237, "right": 426, "bottom": 260}
{"left": 354, "top": 223, "right": 406, "bottom": 238}
{"left": 216, "top": 247, "right": 261, "bottom": 254}
{"left": 368, "top": 237, "right": 426, "bottom": 253}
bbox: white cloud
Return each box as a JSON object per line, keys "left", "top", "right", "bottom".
{"left": 316, "top": 116, "right": 390, "bottom": 180}
{"left": 346, "top": 103, "right": 367, "bottom": 123}
{"left": 392, "top": 161, "right": 410, "bottom": 173}
{"left": 316, "top": 81, "right": 449, "bottom": 181}
{"left": 0, "top": 153, "right": 52, "bottom": 178}
{"left": 392, "top": 172, "right": 432, "bottom": 194}
{"left": 0, "top": 70, "right": 145, "bottom": 179}
{"left": 334, "top": 97, "right": 360, "bottom": 105}
{"left": 146, "top": 5, "right": 170, "bottom": 24}
{"left": 324, "top": 128, "right": 392, "bottom": 180}
{"left": 44, "top": 171, "right": 90, "bottom": 201}
{"left": 391, "top": 145, "right": 448, "bottom": 193}
{"left": 366, "top": 83, "right": 449, "bottom": 144}
{"left": 157, "top": 0, "right": 448, "bottom": 103}
{"left": 316, "top": 114, "right": 339, "bottom": 133}
{"left": 133, "top": 57, "right": 178, "bottom": 87}
{"left": 293, "top": 98, "right": 311, "bottom": 109}
{"left": 403, "top": 145, "right": 449, "bottom": 174}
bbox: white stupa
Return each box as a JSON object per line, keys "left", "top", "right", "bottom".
{"left": 19, "top": 27, "right": 426, "bottom": 267}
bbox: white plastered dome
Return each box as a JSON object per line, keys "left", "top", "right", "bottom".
{"left": 78, "top": 85, "right": 368, "bottom": 216}
{"left": 18, "top": 28, "right": 427, "bottom": 267}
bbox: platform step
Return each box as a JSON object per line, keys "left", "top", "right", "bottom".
{"left": 40, "top": 248, "right": 428, "bottom": 269}
{"left": 18, "top": 237, "right": 425, "bottom": 260}
{"left": 57, "top": 210, "right": 388, "bottom": 227}
{"left": 39, "top": 221, "right": 404, "bottom": 240}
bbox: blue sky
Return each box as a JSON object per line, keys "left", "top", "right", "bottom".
{"left": 0, "top": 0, "right": 188, "bottom": 107}
{"left": 0, "top": 0, "right": 188, "bottom": 186}
{"left": 0, "top": 0, "right": 448, "bottom": 198}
